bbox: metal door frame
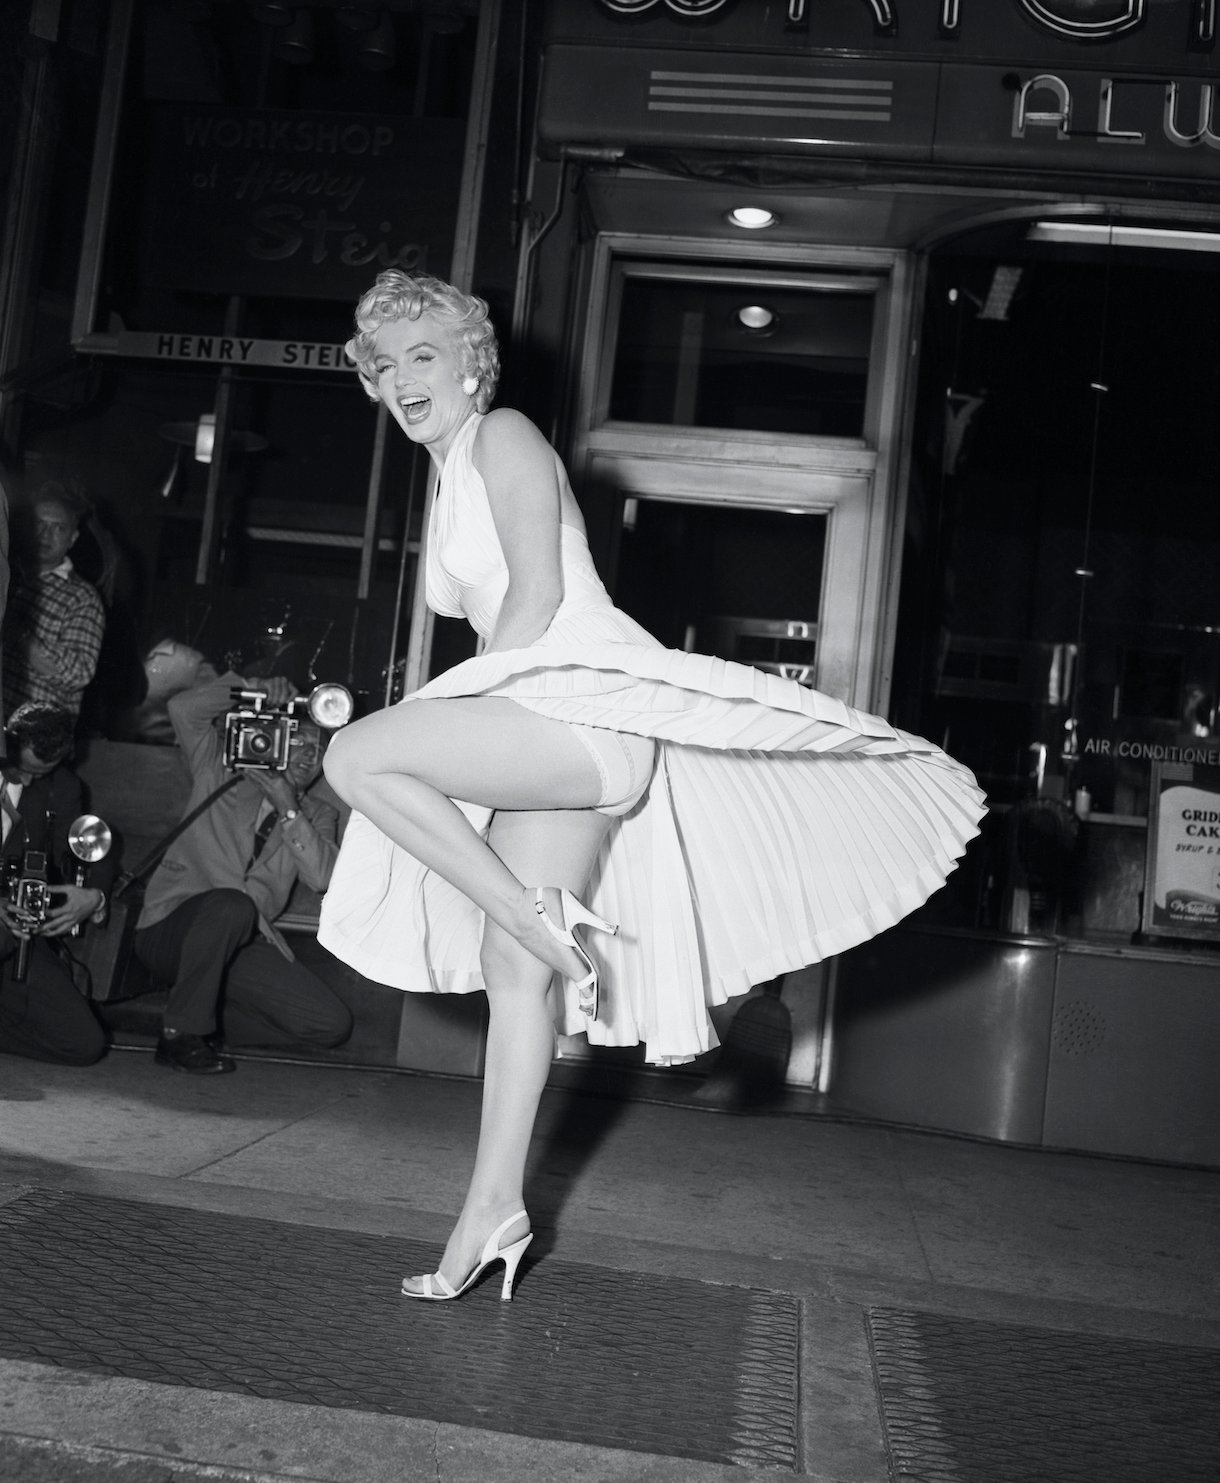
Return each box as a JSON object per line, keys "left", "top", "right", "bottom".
{"left": 570, "top": 232, "right": 918, "bottom": 714}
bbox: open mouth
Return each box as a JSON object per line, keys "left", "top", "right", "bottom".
{"left": 398, "top": 395, "right": 431, "bottom": 423}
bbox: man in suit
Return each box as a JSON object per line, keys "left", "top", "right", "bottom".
{"left": 0, "top": 703, "right": 111, "bottom": 1064}
{"left": 133, "top": 672, "right": 352, "bottom": 1074}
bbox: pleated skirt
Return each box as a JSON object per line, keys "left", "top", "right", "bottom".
{"left": 317, "top": 606, "right": 987, "bottom": 1065}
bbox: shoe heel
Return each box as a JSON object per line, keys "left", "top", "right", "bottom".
{"left": 563, "top": 891, "right": 615, "bottom": 1021}
{"left": 559, "top": 888, "right": 618, "bottom": 938}
{"left": 498, "top": 1233, "right": 533, "bottom": 1301}
{"left": 535, "top": 888, "right": 614, "bottom": 1021}
{"left": 403, "top": 1211, "right": 531, "bottom": 1303}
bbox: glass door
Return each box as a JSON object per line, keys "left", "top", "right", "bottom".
{"left": 571, "top": 245, "right": 917, "bottom": 712}
{"left": 616, "top": 496, "right": 825, "bottom": 683}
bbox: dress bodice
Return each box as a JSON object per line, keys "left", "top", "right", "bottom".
{"left": 425, "top": 413, "right": 614, "bottom": 642}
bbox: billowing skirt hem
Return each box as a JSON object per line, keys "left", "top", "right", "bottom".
{"left": 318, "top": 639, "right": 986, "bottom": 1064}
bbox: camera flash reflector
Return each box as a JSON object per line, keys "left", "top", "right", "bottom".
{"left": 307, "top": 683, "right": 355, "bottom": 730}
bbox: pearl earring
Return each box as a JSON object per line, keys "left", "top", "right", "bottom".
{"left": 461, "top": 376, "right": 479, "bottom": 396}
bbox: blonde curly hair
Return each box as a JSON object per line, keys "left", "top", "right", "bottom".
{"left": 346, "top": 271, "right": 500, "bottom": 414}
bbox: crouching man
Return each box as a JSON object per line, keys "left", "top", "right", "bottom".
{"left": 0, "top": 703, "right": 111, "bottom": 1065}
{"left": 134, "top": 673, "right": 352, "bottom": 1074}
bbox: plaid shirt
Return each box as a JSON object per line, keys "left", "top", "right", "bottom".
{"left": 2, "top": 559, "right": 105, "bottom": 719}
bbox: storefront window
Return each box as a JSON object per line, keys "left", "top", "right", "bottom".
{"left": 894, "top": 230, "right": 1220, "bottom": 941}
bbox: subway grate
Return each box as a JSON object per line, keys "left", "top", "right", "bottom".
{"left": 868, "top": 1307, "right": 1220, "bottom": 1483}
{"left": 0, "top": 1189, "right": 798, "bottom": 1469}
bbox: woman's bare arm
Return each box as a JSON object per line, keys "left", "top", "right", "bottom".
{"left": 473, "top": 408, "right": 566, "bottom": 652}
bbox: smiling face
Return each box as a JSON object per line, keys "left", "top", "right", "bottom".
{"left": 368, "top": 310, "right": 476, "bottom": 461}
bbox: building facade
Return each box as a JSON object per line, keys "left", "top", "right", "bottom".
{"left": 2, "top": 0, "right": 1218, "bottom": 1160}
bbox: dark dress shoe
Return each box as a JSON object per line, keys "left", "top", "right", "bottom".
{"left": 155, "top": 1033, "right": 236, "bottom": 1074}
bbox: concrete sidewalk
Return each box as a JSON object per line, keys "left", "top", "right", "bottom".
{"left": 1, "top": 1048, "right": 1217, "bottom": 1482}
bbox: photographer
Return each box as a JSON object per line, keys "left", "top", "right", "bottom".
{"left": 133, "top": 672, "right": 352, "bottom": 1074}
{"left": 0, "top": 703, "right": 110, "bottom": 1065}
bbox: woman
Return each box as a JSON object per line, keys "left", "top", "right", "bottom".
{"left": 320, "top": 270, "right": 985, "bottom": 1303}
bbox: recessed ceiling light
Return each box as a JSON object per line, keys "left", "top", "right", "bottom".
{"left": 737, "top": 304, "right": 775, "bottom": 331}
{"left": 727, "top": 206, "right": 778, "bottom": 230}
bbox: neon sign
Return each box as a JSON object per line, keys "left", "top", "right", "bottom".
{"left": 1016, "top": 0, "right": 1145, "bottom": 39}
{"left": 1012, "top": 74, "right": 1220, "bottom": 149}
{"left": 591, "top": 0, "right": 1217, "bottom": 46}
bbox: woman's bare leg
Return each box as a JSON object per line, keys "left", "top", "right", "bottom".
{"left": 323, "top": 697, "right": 609, "bottom": 981}
{"left": 404, "top": 804, "right": 613, "bottom": 1290}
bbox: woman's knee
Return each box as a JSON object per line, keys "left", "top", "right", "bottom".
{"left": 322, "top": 709, "right": 424, "bottom": 801}
{"left": 479, "top": 930, "right": 521, "bottom": 986}
{"left": 321, "top": 722, "right": 361, "bottom": 801}
{"left": 479, "top": 928, "right": 551, "bottom": 996}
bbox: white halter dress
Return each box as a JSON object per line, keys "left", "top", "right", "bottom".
{"left": 318, "top": 414, "right": 986, "bottom": 1064}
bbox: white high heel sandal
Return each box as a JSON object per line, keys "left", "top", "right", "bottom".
{"left": 534, "top": 886, "right": 619, "bottom": 1020}
{"left": 401, "top": 1210, "right": 533, "bottom": 1302}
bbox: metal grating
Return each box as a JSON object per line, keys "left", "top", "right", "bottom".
{"left": 0, "top": 1190, "right": 798, "bottom": 1469}
{"left": 868, "top": 1307, "right": 1220, "bottom": 1483}
{"left": 1051, "top": 1000, "right": 1108, "bottom": 1057}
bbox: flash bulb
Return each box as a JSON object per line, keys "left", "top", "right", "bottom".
{"left": 307, "top": 682, "right": 354, "bottom": 730}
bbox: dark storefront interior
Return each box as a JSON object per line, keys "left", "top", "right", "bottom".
{"left": 896, "top": 225, "right": 1220, "bottom": 940}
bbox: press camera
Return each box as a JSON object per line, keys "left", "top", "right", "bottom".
{"left": 4, "top": 815, "right": 112, "bottom": 984}
{"left": 3, "top": 849, "right": 51, "bottom": 929}
{"left": 222, "top": 683, "right": 354, "bottom": 771}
